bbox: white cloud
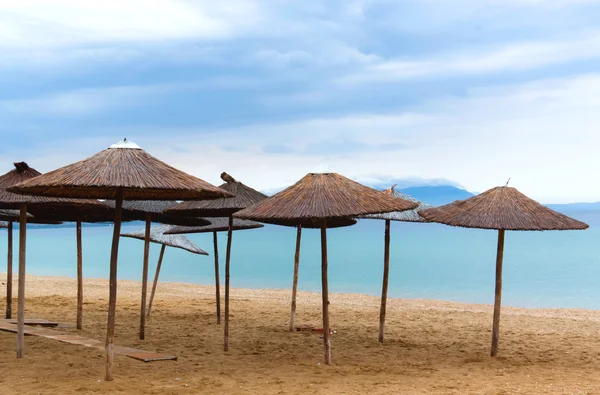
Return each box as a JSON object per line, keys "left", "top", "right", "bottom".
{"left": 0, "top": 0, "right": 264, "bottom": 48}
{"left": 338, "top": 31, "right": 600, "bottom": 84}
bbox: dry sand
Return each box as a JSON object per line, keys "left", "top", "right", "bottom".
{"left": 1, "top": 273, "right": 600, "bottom": 394}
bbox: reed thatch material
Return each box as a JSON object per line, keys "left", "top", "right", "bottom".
{"left": 165, "top": 172, "right": 267, "bottom": 217}
{"left": 0, "top": 162, "right": 106, "bottom": 210}
{"left": 0, "top": 221, "right": 6, "bottom": 229}
{"left": 359, "top": 185, "right": 432, "bottom": 223}
{"left": 418, "top": 186, "right": 589, "bottom": 230}
{"left": 0, "top": 209, "right": 63, "bottom": 225}
{"left": 234, "top": 173, "right": 418, "bottom": 225}
{"left": 8, "top": 140, "right": 232, "bottom": 201}
{"left": 164, "top": 217, "right": 264, "bottom": 234}
{"left": 121, "top": 225, "right": 208, "bottom": 255}
{"left": 103, "top": 200, "right": 211, "bottom": 226}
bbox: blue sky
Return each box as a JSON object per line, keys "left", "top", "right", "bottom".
{"left": 0, "top": 0, "right": 598, "bottom": 203}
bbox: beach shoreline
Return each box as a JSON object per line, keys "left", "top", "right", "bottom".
{"left": 1, "top": 273, "right": 600, "bottom": 394}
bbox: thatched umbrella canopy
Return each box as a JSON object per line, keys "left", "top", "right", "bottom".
{"left": 0, "top": 209, "right": 62, "bottom": 224}
{"left": 121, "top": 224, "right": 208, "bottom": 318}
{"left": 0, "top": 161, "right": 111, "bottom": 347}
{"left": 419, "top": 185, "right": 588, "bottom": 357}
{"left": 235, "top": 173, "right": 418, "bottom": 364}
{"left": 165, "top": 172, "right": 267, "bottom": 351}
{"left": 356, "top": 185, "right": 433, "bottom": 343}
{"left": 0, "top": 222, "right": 6, "bottom": 229}
{"left": 9, "top": 139, "right": 231, "bottom": 381}
{"left": 103, "top": 200, "right": 209, "bottom": 340}
{"left": 103, "top": 200, "right": 211, "bottom": 226}
{"left": 165, "top": 218, "right": 264, "bottom": 324}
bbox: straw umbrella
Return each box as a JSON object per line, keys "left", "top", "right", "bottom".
{"left": 419, "top": 185, "right": 588, "bottom": 357}
{"left": 165, "top": 172, "right": 267, "bottom": 351}
{"left": 234, "top": 173, "right": 418, "bottom": 364}
{"left": 357, "top": 185, "right": 433, "bottom": 343}
{"left": 103, "top": 200, "right": 210, "bottom": 340}
{"left": 121, "top": 224, "right": 208, "bottom": 318}
{"left": 0, "top": 162, "right": 109, "bottom": 358}
{"left": 165, "top": 217, "right": 264, "bottom": 324}
{"left": 9, "top": 139, "right": 231, "bottom": 381}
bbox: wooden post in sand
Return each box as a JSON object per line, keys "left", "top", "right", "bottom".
{"left": 139, "top": 213, "right": 151, "bottom": 340}
{"left": 378, "top": 219, "right": 391, "bottom": 343}
{"left": 147, "top": 245, "right": 166, "bottom": 318}
{"left": 224, "top": 215, "right": 233, "bottom": 351}
{"left": 16, "top": 205, "right": 27, "bottom": 358}
{"left": 320, "top": 220, "right": 332, "bottom": 365}
{"left": 491, "top": 229, "right": 505, "bottom": 357}
{"left": 213, "top": 231, "right": 221, "bottom": 324}
{"left": 76, "top": 219, "right": 83, "bottom": 330}
{"left": 289, "top": 225, "right": 302, "bottom": 332}
{"left": 6, "top": 221, "right": 13, "bottom": 319}
{"left": 105, "top": 190, "right": 124, "bottom": 382}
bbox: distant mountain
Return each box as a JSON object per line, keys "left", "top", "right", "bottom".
{"left": 396, "top": 185, "right": 474, "bottom": 207}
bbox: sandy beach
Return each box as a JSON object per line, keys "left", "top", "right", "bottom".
{"left": 1, "top": 273, "right": 599, "bottom": 394}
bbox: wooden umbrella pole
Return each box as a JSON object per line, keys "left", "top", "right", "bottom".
{"left": 6, "top": 221, "right": 13, "bottom": 319}
{"left": 139, "top": 213, "right": 151, "bottom": 340}
{"left": 147, "top": 244, "right": 166, "bottom": 318}
{"left": 224, "top": 215, "right": 233, "bottom": 352}
{"left": 105, "top": 190, "right": 124, "bottom": 382}
{"left": 320, "top": 219, "right": 332, "bottom": 365}
{"left": 491, "top": 229, "right": 505, "bottom": 357}
{"left": 213, "top": 231, "right": 221, "bottom": 325}
{"left": 16, "top": 204, "right": 27, "bottom": 359}
{"left": 289, "top": 225, "right": 302, "bottom": 332}
{"left": 378, "top": 219, "right": 391, "bottom": 343}
{"left": 76, "top": 219, "right": 83, "bottom": 330}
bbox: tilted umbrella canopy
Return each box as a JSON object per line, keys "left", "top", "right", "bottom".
{"left": 165, "top": 172, "right": 268, "bottom": 217}
{"left": 6, "top": 139, "right": 231, "bottom": 381}
{"left": 418, "top": 186, "right": 588, "bottom": 230}
{"left": 0, "top": 221, "right": 6, "bottom": 229}
{"left": 164, "top": 172, "right": 268, "bottom": 352}
{"left": 418, "top": 185, "right": 588, "bottom": 358}
{"left": 8, "top": 140, "right": 233, "bottom": 201}
{"left": 234, "top": 173, "right": 419, "bottom": 224}
{"left": 164, "top": 217, "right": 264, "bottom": 234}
{"left": 121, "top": 224, "right": 208, "bottom": 255}
{"left": 358, "top": 185, "right": 432, "bottom": 223}
{"left": 103, "top": 200, "right": 210, "bottom": 226}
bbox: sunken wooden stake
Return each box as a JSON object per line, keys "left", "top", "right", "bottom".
{"left": 289, "top": 225, "right": 302, "bottom": 332}
{"left": 76, "top": 219, "right": 83, "bottom": 330}
{"left": 224, "top": 215, "right": 233, "bottom": 351}
{"left": 491, "top": 229, "right": 505, "bottom": 357}
{"left": 320, "top": 219, "right": 332, "bottom": 365}
{"left": 105, "top": 189, "right": 124, "bottom": 382}
{"left": 147, "top": 244, "right": 166, "bottom": 317}
{"left": 139, "top": 213, "right": 151, "bottom": 340}
{"left": 6, "top": 221, "right": 13, "bottom": 319}
{"left": 213, "top": 231, "right": 221, "bottom": 324}
{"left": 16, "top": 204, "right": 27, "bottom": 358}
{"left": 378, "top": 219, "right": 391, "bottom": 343}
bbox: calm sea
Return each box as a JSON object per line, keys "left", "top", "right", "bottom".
{"left": 2, "top": 211, "right": 599, "bottom": 309}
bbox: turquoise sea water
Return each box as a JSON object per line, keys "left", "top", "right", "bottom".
{"left": 1, "top": 211, "right": 599, "bottom": 309}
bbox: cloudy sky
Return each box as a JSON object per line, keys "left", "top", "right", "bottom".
{"left": 0, "top": 0, "right": 598, "bottom": 203}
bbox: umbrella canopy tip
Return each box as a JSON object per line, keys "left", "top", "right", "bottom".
{"left": 13, "top": 162, "right": 30, "bottom": 172}
{"left": 109, "top": 138, "right": 142, "bottom": 150}
{"left": 220, "top": 172, "right": 237, "bottom": 183}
